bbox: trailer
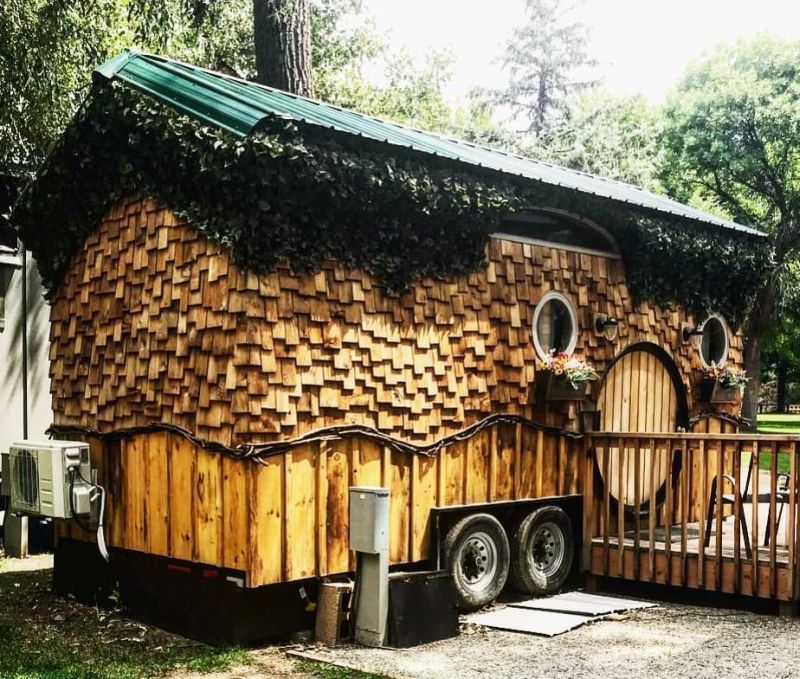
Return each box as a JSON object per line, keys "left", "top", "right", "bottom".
{"left": 10, "top": 50, "right": 773, "bottom": 643}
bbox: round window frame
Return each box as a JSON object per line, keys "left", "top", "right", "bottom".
{"left": 698, "top": 313, "right": 730, "bottom": 369}
{"left": 532, "top": 290, "right": 579, "bottom": 361}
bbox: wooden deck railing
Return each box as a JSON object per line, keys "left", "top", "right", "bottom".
{"left": 584, "top": 433, "right": 800, "bottom": 601}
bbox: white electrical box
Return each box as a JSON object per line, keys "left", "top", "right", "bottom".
{"left": 349, "top": 486, "right": 390, "bottom": 554}
{"left": 8, "top": 441, "right": 92, "bottom": 519}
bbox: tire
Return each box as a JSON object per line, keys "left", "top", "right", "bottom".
{"left": 443, "top": 513, "right": 510, "bottom": 612}
{"left": 509, "top": 505, "right": 574, "bottom": 595}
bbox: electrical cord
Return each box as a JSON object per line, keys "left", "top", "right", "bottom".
{"left": 48, "top": 412, "right": 585, "bottom": 464}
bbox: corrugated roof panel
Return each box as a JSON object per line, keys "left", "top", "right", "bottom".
{"left": 94, "top": 49, "right": 765, "bottom": 237}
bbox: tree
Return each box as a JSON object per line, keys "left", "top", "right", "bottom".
{"left": 497, "top": 0, "right": 596, "bottom": 137}
{"left": 0, "top": 0, "right": 124, "bottom": 172}
{"left": 533, "top": 90, "right": 663, "bottom": 190}
{"left": 0, "top": 0, "right": 467, "bottom": 173}
{"left": 660, "top": 35, "right": 800, "bottom": 426}
{"left": 762, "top": 261, "right": 800, "bottom": 411}
{"left": 0, "top": 0, "right": 256, "bottom": 173}
{"left": 253, "top": 0, "right": 314, "bottom": 95}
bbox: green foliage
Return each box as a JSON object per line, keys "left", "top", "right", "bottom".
{"left": 533, "top": 91, "right": 664, "bottom": 192}
{"left": 614, "top": 215, "right": 770, "bottom": 327}
{"left": 497, "top": 0, "right": 597, "bottom": 136}
{"left": 0, "top": 0, "right": 125, "bottom": 171}
{"left": 311, "top": 0, "right": 457, "bottom": 133}
{"left": 660, "top": 35, "right": 800, "bottom": 403}
{"left": 0, "top": 620, "right": 248, "bottom": 678}
{"left": 758, "top": 413, "right": 800, "bottom": 435}
{"left": 12, "top": 82, "right": 769, "bottom": 328}
{"left": 15, "top": 84, "right": 514, "bottom": 295}
{"left": 343, "top": 49, "right": 456, "bottom": 132}
{"left": 0, "top": 0, "right": 461, "bottom": 175}
{"left": 296, "top": 659, "right": 391, "bottom": 679}
{"left": 0, "top": 569, "right": 249, "bottom": 679}
{"left": 661, "top": 35, "right": 800, "bottom": 254}
{"left": 0, "top": 0, "right": 255, "bottom": 173}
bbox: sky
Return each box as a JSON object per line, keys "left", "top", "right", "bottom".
{"left": 364, "top": 0, "right": 800, "bottom": 103}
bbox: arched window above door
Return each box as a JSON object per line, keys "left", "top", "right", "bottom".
{"left": 493, "top": 209, "right": 619, "bottom": 257}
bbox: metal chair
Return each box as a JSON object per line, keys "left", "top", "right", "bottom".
{"left": 704, "top": 464, "right": 753, "bottom": 560}
{"left": 704, "top": 453, "right": 790, "bottom": 559}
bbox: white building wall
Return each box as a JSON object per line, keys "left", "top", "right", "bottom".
{"left": 0, "top": 256, "right": 51, "bottom": 453}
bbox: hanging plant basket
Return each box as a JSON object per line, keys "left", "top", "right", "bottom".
{"left": 700, "top": 377, "right": 740, "bottom": 404}
{"left": 535, "top": 372, "right": 590, "bottom": 402}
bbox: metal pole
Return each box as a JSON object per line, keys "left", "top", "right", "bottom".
{"left": 21, "top": 245, "right": 27, "bottom": 439}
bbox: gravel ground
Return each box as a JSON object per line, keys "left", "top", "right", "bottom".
{"left": 310, "top": 601, "right": 800, "bottom": 679}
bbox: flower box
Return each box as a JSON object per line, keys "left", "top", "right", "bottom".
{"left": 535, "top": 371, "right": 590, "bottom": 402}
{"left": 700, "top": 377, "right": 740, "bottom": 404}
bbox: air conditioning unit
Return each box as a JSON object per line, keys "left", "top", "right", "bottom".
{"left": 8, "top": 441, "right": 92, "bottom": 519}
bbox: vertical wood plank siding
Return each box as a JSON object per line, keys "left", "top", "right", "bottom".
{"left": 58, "top": 426, "right": 583, "bottom": 587}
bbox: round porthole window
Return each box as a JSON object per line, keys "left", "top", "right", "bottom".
{"left": 699, "top": 314, "right": 730, "bottom": 368}
{"left": 532, "top": 291, "right": 579, "bottom": 360}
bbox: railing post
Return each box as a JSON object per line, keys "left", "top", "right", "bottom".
{"left": 680, "top": 438, "right": 689, "bottom": 588}
{"left": 582, "top": 435, "right": 594, "bottom": 573}
{"left": 633, "top": 437, "right": 641, "bottom": 582}
{"left": 752, "top": 440, "right": 760, "bottom": 596}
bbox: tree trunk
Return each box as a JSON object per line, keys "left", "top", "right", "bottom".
{"left": 742, "top": 283, "right": 777, "bottom": 429}
{"left": 777, "top": 358, "right": 789, "bottom": 412}
{"left": 253, "top": 0, "right": 314, "bottom": 97}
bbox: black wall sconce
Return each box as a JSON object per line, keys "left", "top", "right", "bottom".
{"left": 681, "top": 324, "right": 704, "bottom": 350}
{"left": 594, "top": 313, "right": 620, "bottom": 342}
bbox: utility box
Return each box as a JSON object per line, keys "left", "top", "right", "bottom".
{"left": 349, "top": 486, "right": 390, "bottom": 647}
{"left": 349, "top": 487, "right": 389, "bottom": 554}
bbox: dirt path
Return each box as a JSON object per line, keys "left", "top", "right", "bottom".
{"left": 167, "top": 648, "right": 315, "bottom": 679}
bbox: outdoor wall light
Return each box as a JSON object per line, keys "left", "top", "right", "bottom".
{"left": 594, "top": 313, "right": 620, "bottom": 342}
{"left": 682, "top": 324, "right": 704, "bottom": 350}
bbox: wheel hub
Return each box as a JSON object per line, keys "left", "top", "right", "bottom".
{"left": 531, "top": 521, "right": 564, "bottom": 577}
{"left": 457, "top": 531, "right": 498, "bottom": 591}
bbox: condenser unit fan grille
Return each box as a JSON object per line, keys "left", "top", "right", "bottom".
{"left": 13, "top": 451, "right": 38, "bottom": 507}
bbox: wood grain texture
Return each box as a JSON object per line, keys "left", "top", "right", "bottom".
{"left": 49, "top": 196, "right": 744, "bottom": 448}
{"left": 60, "top": 425, "right": 582, "bottom": 587}
{"left": 50, "top": 197, "right": 750, "bottom": 593}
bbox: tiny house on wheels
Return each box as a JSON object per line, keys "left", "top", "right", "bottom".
{"left": 10, "top": 50, "right": 779, "bottom": 643}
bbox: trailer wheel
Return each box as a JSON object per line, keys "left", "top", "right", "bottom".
{"left": 443, "top": 513, "right": 510, "bottom": 612}
{"left": 509, "top": 505, "right": 574, "bottom": 595}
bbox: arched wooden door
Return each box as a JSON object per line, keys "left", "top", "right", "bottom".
{"left": 596, "top": 344, "right": 688, "bottom": 508}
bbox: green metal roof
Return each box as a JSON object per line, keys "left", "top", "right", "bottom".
{"left": 94, "top": 49, "right": 764, "bottom": 237}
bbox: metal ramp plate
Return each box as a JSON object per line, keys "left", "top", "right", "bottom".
{"left": 465, "top": 592, "right": 656, "bottom": 637}
{"left": 467, "top": 607, "right": 592, "bottom": 637}
{"left": 509, "top": 591, "right": 657, "bottom": 617}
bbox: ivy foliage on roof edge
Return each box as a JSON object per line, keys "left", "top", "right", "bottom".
{"left": 13, "top": 82, "right": 771, "bottom": 327}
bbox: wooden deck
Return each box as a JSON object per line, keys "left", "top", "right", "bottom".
{"left": 585, "top": 434, "right": 800, "bottom": 602}
{"left": 594, "top": 485, "right": 791, "bottom": 564}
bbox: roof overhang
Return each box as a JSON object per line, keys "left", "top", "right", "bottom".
{"left": 93, "top": 49, "right": 766, "bottom": 239}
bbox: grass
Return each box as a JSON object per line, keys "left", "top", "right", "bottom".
{"left": 757, "top": 413, "right": 800, "bottom": 434}
{"left": 295, "top": 660, "right": 391, "bottom": 679}
{"left": 754, "top": 414, "right": 800, "bottom": 474}
{"left": 0, "top": 567, "right": 250, "bottom": 679}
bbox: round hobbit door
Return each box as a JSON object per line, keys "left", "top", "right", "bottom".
{"left": 595, "top": 344, "right": 688, "bottom": 510}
